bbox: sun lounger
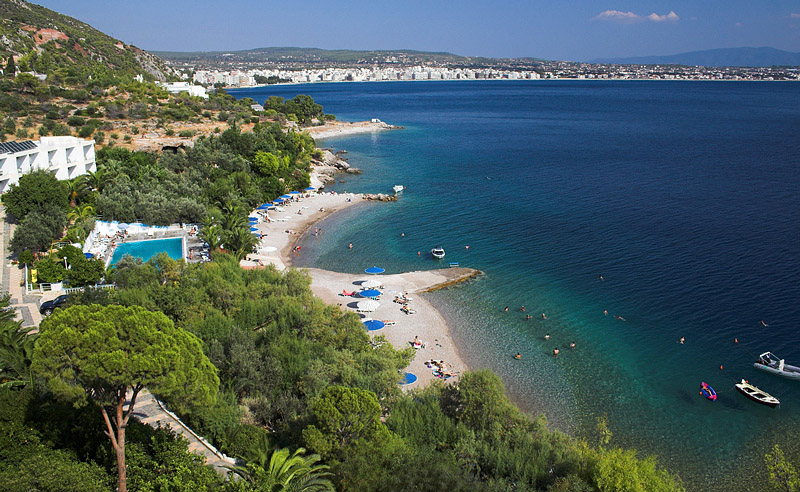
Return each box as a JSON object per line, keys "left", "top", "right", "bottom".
{"left": 342, "top": 290, "right": 355, "bottom": 296}
{"left": 381, "top": 320, "right": 396, "bottom": 326}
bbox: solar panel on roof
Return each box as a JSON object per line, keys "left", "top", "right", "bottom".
{"left": 0, "top": 140, "right": 37, "bottom": 155}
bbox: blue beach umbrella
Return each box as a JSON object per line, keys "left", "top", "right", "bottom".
{"left": 249, "top": 227, "right": 259, "bottom": 232}
{"left": 399, "top": 372, "right": 418, "bottom": 385}
{"left": 84, "top": 252, "right": 94, "bottom": 259}
{"left": 365, "top": 267, "right": 385, "bottom": 274}
{"left": 289, "top": 191, "right": 301, "bottom": 195}
{"left": 360, "top": 289, "right": 382, "bottom": 298}
{"left": 363, "top": 319, "right": 385, "bottom": 331}
{"left": 280, "top": 194, "right": 292, "bottom": 199}
{"left": 304, "top": 187, "right": 315, "bottom": 191}
{"left": 256, "top": 204, "right": 269, "bottom": 210}
{"left": 249, "top": 217, "right": 259, "bottom": 222}
{"left": 273, "top": 198, "right": 284, "bottom": 203}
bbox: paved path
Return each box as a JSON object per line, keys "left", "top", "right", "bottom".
{"left": 0, "top": 205, "right": 49, "bottom": 329}
{"left": 130, "top": 389, "right": 236, "bottom": 474}
{"left": 1, "top": 207, "right": 233, "bottom": 473}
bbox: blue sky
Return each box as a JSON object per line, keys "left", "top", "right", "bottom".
{"left": 32, "top": 0, "right": 800, "bottom": 61}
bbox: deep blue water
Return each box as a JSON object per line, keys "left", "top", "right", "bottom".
{"left": 109, "top": 238, "right": 183, "bottom": 266}
{"left": 232, "top": 81, "right": 800, "bottom": 490}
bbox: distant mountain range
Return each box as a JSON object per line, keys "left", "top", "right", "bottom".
{"left": 590, "top": 47, "right": 800, "bottom": 68}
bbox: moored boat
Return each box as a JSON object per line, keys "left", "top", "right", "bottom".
{"left": 699, "top": 382, "right": 717, "bottom": 401}
{"left": 393, "top": 185, "right": 404, "bottom": 193}
{"left": 735, "top": 379, "right": 780, "bottom": 408}
{"left": 754, "top": 352, "right": 800, "bottom": 380}
{"left": 431, "top": 247, "right": 445, "bottom": 259}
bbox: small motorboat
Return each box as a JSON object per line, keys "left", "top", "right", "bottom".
{"left": 735, "top": 379, "right": 780, "bottom": 408}
{"left": 393, "top": 185, "right": 404, "bottom": 193}
{"left": 699, "top": 382, "right": 717, "bottom": 401}
{"left": 431, "top": 247, "right": 445, "bottom": 259}
{"left": 754, "top": 352, "right": 800, "bottom": 380}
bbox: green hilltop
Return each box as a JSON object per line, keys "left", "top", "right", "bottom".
{"left": 0, "top": 0, "right": 173, "bottom": 84}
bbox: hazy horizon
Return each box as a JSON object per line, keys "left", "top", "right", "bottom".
{"left": 29, "top": 0, "right": 800, "bottom": 62}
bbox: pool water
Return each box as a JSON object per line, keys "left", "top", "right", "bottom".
{"left": 109, "top": 237, "right": 184, "bottom": 266}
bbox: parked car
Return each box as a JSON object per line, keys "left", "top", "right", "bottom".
{"left": 39, "top": 294, "right": 68, "bottom": 316}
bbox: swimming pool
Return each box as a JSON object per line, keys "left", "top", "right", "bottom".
{"left": 109, "top": 237, "right": 185, "bottom": 266}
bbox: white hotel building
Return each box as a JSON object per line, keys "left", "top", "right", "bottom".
{"left": 0, "top": 136, "right": 96, "bottom": 194}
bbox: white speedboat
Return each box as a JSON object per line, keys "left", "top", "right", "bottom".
{"left": 393, "top": 185, "right": 404, "bottom": 193}
{"left": 431, "top": 247, "right": 445, "bottom": 259}
{"left": 754, "top": 352, "right": 800, "bottom": 380}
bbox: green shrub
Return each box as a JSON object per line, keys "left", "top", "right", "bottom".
{"left": 165, "top": 128, "right": 174, "bottom": 136}
{"left": 94, "top": 131, "right": 105, "bottom": 144}
{"left": 123, "top": 135, "right": 131, "bottom": 142}
{"left": 130, "top": 125, "right": 139, "bottom": 135}
{"left": 110, "top": 132, "right": 119, "bottom": 140}
{"left": 15, "top": 128, "right": 29, "bottom": 139}
{"left": 78, "top": 125, "right": 94, "bottom": 138}
{"left": 66, "top": 115, "right": 85, "bottom": 127}
{"left": 178, "top": 130, "right": 194, "bottom": 138}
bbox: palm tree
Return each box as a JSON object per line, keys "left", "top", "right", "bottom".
{"left": 0, "top": 294, "right": 35, "bottom": 389}
{"left": 229, "top": 447, "right": 334, "bottom": 492}
{"left": 67, "top": 203, "right": 96, "bottom": 223}
{"left": 198, "top": 224, "right": 224, "bottom": 252}
{"left": 224, "top": 226, "right": 259, "bottom": 260}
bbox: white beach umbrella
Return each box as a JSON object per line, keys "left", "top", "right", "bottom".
{"left": 361, "top": 279, "right": 382, "bottom": 288}
{"left": 357, "top": 300, "right": 380, "bottom": 312}
{"left": 261, "top": 246, "right": 278, "bottom": 253}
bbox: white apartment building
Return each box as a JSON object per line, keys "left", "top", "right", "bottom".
{"left": 0, "top": 137, "right": 96, "bottom": 194}
{"left": 159, "top": 81, "right": 209, "bottom": 99}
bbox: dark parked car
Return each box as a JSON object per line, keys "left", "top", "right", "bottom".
{"left": 39, "top": 294, "right": 68, "bottom": 316}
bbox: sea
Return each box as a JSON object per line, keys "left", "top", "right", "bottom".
{"left": 231, "top": 80, "right": 800, "bottom": 491}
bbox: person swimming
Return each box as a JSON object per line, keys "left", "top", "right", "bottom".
{"left": 541, "top": 313, "right": 546, "bottom": 319}
{"left": 514, "top": 352, "right": 522, "bottom": 359}
{"left": 545, "top": 333, "right": 550, "bottom": 340}
{"left": 761, "top": 320, "right": 768, "bottom": 327}
{"left": 570, "top": 341, "right": 576, "bottom": 349}
{"left": 679, "top": 336, "right": 685, "bottom": 344}
{"left": 553, "top": 348, "right": 559, "bottom": 356}
{"left": 520, "top": 306, "right": 526, "bottom": 312}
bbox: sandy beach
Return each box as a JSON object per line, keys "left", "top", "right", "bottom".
{"left": 305, "top": 120, "right": 400, "bottom": 140}
{"left": 241, "top": 186, "right": 477, "bottom": 388}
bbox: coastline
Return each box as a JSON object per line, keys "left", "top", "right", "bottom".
{"left": 242, "top": 180, "right": 475, "bottom": 388}
{"left": 305, "top": 119, "right": 401, "bottom": 140}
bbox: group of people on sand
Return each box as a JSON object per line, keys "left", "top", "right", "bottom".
{"left": 424, "top": 359, "right": 454, "bottom": 378}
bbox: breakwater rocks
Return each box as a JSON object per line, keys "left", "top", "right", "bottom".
{"left": 312, "top": 149, "right": 361, "bottom": 184}
{"left": 363, "top": 193, "right": 397, "bottom": 202}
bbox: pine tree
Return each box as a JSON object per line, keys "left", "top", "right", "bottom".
{"left": 5, "top": 57, "right": 16, "bottom": 77}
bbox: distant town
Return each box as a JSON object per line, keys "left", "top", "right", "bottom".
{"left": 167, "top": 59, "right": 800, "bottom": 88}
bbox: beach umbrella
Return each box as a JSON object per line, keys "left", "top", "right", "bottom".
{"left": 84, "top": 252, "right": 94, "bottom": 259}
{"left": 304, "top": 187, "right": 315, "bottom": 191}
{"left": 256, "top": 204, "right": 269, "bottom": 210}
{"left": 249, "top": 227, "right": 259, "bottom": 232}
{"left": 280, "top": 194, "right": 292, "bottom": 199}
{"left": 357, "top": 300, "right": 380, "bottom": 312}
{"left": 360, "top": 289, "right": 382, "bottom": 298}
{"left": 362, "top": 279, "right": 382, "bottom": 288}
{"left": 289, "top": 191, "right": 302, "bottom": 195}
{"left": 363, "top": 319, "right": 385, "bottom": 331}
{"left": 249, "top": 217, "right": 259, "bottom": 222}
{"left": 117, "top": 223, "right": 129, "bottom": 230}
{"left": 399, "top": 372, "right": 418, "bottom": 385}
{"left": 365, "top": 266, "right": 385, "bottom": 274}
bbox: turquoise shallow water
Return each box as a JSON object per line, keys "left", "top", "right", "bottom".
{"left": 109, "top": 238, "right": 183, "bottom": 266}
{"left": 232, "top": 81, "right": 800, "bottom": 490}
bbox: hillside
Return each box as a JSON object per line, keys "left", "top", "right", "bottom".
{"left": 0, "top": 0, "right": 174, "bottom": 83}
{"left": 590, "top": 46, "right": 800, "bottom": 68}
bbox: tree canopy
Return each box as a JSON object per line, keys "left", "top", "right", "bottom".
{"left": 32, "top": 304, "right": 219, "bottom": 492}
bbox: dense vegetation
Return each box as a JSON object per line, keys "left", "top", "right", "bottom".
{"left": 0, "top": 0, "right": 172, "bottom": 84}
{"left": 1, "top": 250, "right": 699, "bottom": 491}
